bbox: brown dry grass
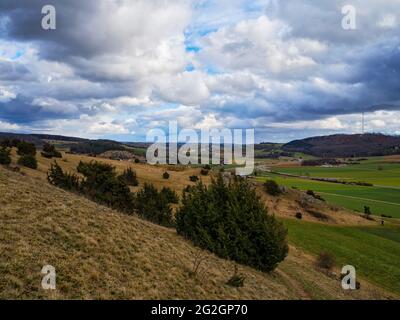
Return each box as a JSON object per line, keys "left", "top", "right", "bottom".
{"left": 0, "top": 166, "right": 396, "bottom": 300}
{"left": 383, "top": 155, "right": 400, "bottom": 163}
{"left": 9, "top": 148, "right": 210, "bottom": 193}
{"left": 256, "top": 184, "right": 376, "bottom": 226}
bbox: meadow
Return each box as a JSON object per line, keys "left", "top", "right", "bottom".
{"left": 256, "top": 157, "right": 400, "bottom": 218}
{"left": 258, "top": 173, "right": 400, "bottom": 218}
{"left": 283, "top": 218, "right": 400, "bottom": 295}
{"left": 273, "top": 158, "right": 400, "bottom": 187}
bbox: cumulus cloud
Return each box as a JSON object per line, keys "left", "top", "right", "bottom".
{"left": 198, "top": 16, "right": 320, "bottom": 76}
{"left": 155, "top": 71, "right": 210, "bottom": 106}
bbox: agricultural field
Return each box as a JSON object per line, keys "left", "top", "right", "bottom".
{"left": 283, "top": 219, "right": 400, "bottom": 295}
{"left": 256, "top": 156, "right": 400, "bottom": 218}
{"left": 272, "top": 157, "right": 400, "bottom": 187}
{"left": 257, "top": 173, "right": 400, "bottom": 218}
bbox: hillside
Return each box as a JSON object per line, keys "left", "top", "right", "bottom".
{"left": 0, "top": 132, "right": 44, "bottom": 146}
{"left": 0, "top": 166, "right": 396, "bottom": 299}
{"left": 0, "top": 132, "right": 131, "bottom": 156}
{"left": 283, "top": 134, "right": 400, "bottom": 158}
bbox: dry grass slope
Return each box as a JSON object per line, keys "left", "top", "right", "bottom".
{"left": 0, "top": 167, "right": 396, "bottom": 300}
{"left": 8, "top": 148, "right": 211, "bottom": 193}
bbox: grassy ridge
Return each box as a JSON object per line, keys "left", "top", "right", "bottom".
{"left": 283, "top": 219, "right": 400, "bottom": 295}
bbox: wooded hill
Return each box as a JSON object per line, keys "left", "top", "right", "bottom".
{"left": 283, "top": 134, "right": 400, "bottom": 158}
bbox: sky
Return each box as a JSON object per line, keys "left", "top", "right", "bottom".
{"left": 0, "top": 0, "right": 399, "bottom": 142}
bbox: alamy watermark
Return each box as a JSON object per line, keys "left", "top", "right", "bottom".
{"left": 341, "top": 265, "right": 357, "bottom": 290}
{"left": 40, "top": 4, "right": 359, "bottom": 32}
{"left": 41, "top": 5, "right": 56, "bottom": 30}
{"left": 146, "top": 122, "right": 254, "bottom": 176}
{"left": 41, "top": 265, "right": 56, "bottom": 290}
{"left": 342, "top": 5, "right": 357, "bottom": 30}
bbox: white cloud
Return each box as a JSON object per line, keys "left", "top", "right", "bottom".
{"left": 370, "top": 119, "right": 386, "bottom": 128}
{"left": 198, "top": 15, "right": 319, "bottom": 76}
{"left": 268, "top": 117, "right": 345, "bottom": 130}
{"left": 155, "top": 71, "right": 210, "bottom": 106}
{"left": 0, "top": 86, "right": 16, "bottom": 103}
{"left": 62, "top": 0, "right": 193, "bottom": 85}
{"left": 194, "top": 113, "right": 225, "bottom": 129}
{"left": 0, "top": 120, "right": 20, "bottom": 131}
{"left": 88, "top": 122, "right": 129, "bottom": 135}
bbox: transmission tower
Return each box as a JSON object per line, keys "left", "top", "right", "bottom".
{"left": 362, "top": 112, "right": 365, "bottom": 134}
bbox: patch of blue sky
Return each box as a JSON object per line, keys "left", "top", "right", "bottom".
{"left": 197, "top": 28, "right": 218, "bottom": 37}
{"left": 185, "top": 64, "right": 195, "bottom": 72}
{"left": 204, "top": 66, "right": 221, "bottom": 75}
{"left": 184, "top": 27, "right": 217, "bottom": 46}
{"left": 11, "top": 50, "right": 24, "bottom": 60}
{"left": 241, "top": 1, "right": 267, "bottom": 14}
{"left": 185, "top": 45, "right": 200, "bottom": 53}
{"left": 157, "top": 102, "right": 180, "bottom": 111}
{"left": 100, "top": 133, "right": 139, "bottom": 142}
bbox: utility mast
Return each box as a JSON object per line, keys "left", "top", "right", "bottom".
{"left": 362, "top": 112, "right": 365, "bottom": 134}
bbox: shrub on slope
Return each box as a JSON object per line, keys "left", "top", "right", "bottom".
{"left": 135, "top": 183, "right": 174, "bottom": 227}
{"left": 176, "top": 175, "right": 288, "bottom": 272}
{"left": 17, "top": 141, "right": 36, "bottom": 156}
{"left": 47, "top": 162, "right": 81, "bottom": 191}
{"left": 18, "top": 154, "right": 38, "bottom": 169}
{"left": 119, "top": 167, "right": 139, "bottom": 186}
{"left": 41, "top": 143, "right": 62, "bottom": 159}
{"left": 77, "top": 161, "right": 135, "bottom": 214}
{"left": 0, "top": 147, "right": 11, "bottom": 165}
{"left": 48, "top": 161, "right": 134, "bottom": 214}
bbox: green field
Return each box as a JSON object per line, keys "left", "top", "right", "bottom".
{"left": 283, "top": 218, "right": 400, "bottom": 295}
{"left": 274, "top": 158, "right": 400, "bottom": 187}
{"left": 256, "top": 157, "right": 400, "bottom": 218}
{"left": 258, "top": 173, "right": 400, "bottom": 218}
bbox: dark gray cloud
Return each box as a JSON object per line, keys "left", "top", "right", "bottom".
{"left": 0, "top": 97, "right": 67, "bottom": 123}
{"left": 0, "top": 0, "right": 99, "bottom": 57}
{"left": 268, "top": 0, "right": 400, "bottom": 45}
{"left": 0, "top": 60, "right": 32, "bottom": 80}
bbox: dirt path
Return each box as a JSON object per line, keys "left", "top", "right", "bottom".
{"left": 274, "top": 268, "right": 312, "bottom": 299}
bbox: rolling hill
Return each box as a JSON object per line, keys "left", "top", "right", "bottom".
{"left": 283, "top": 134, "right": 400, "bottom": 158}
{"left": 3, "top": 131, "right": 400, "bottom": 159}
